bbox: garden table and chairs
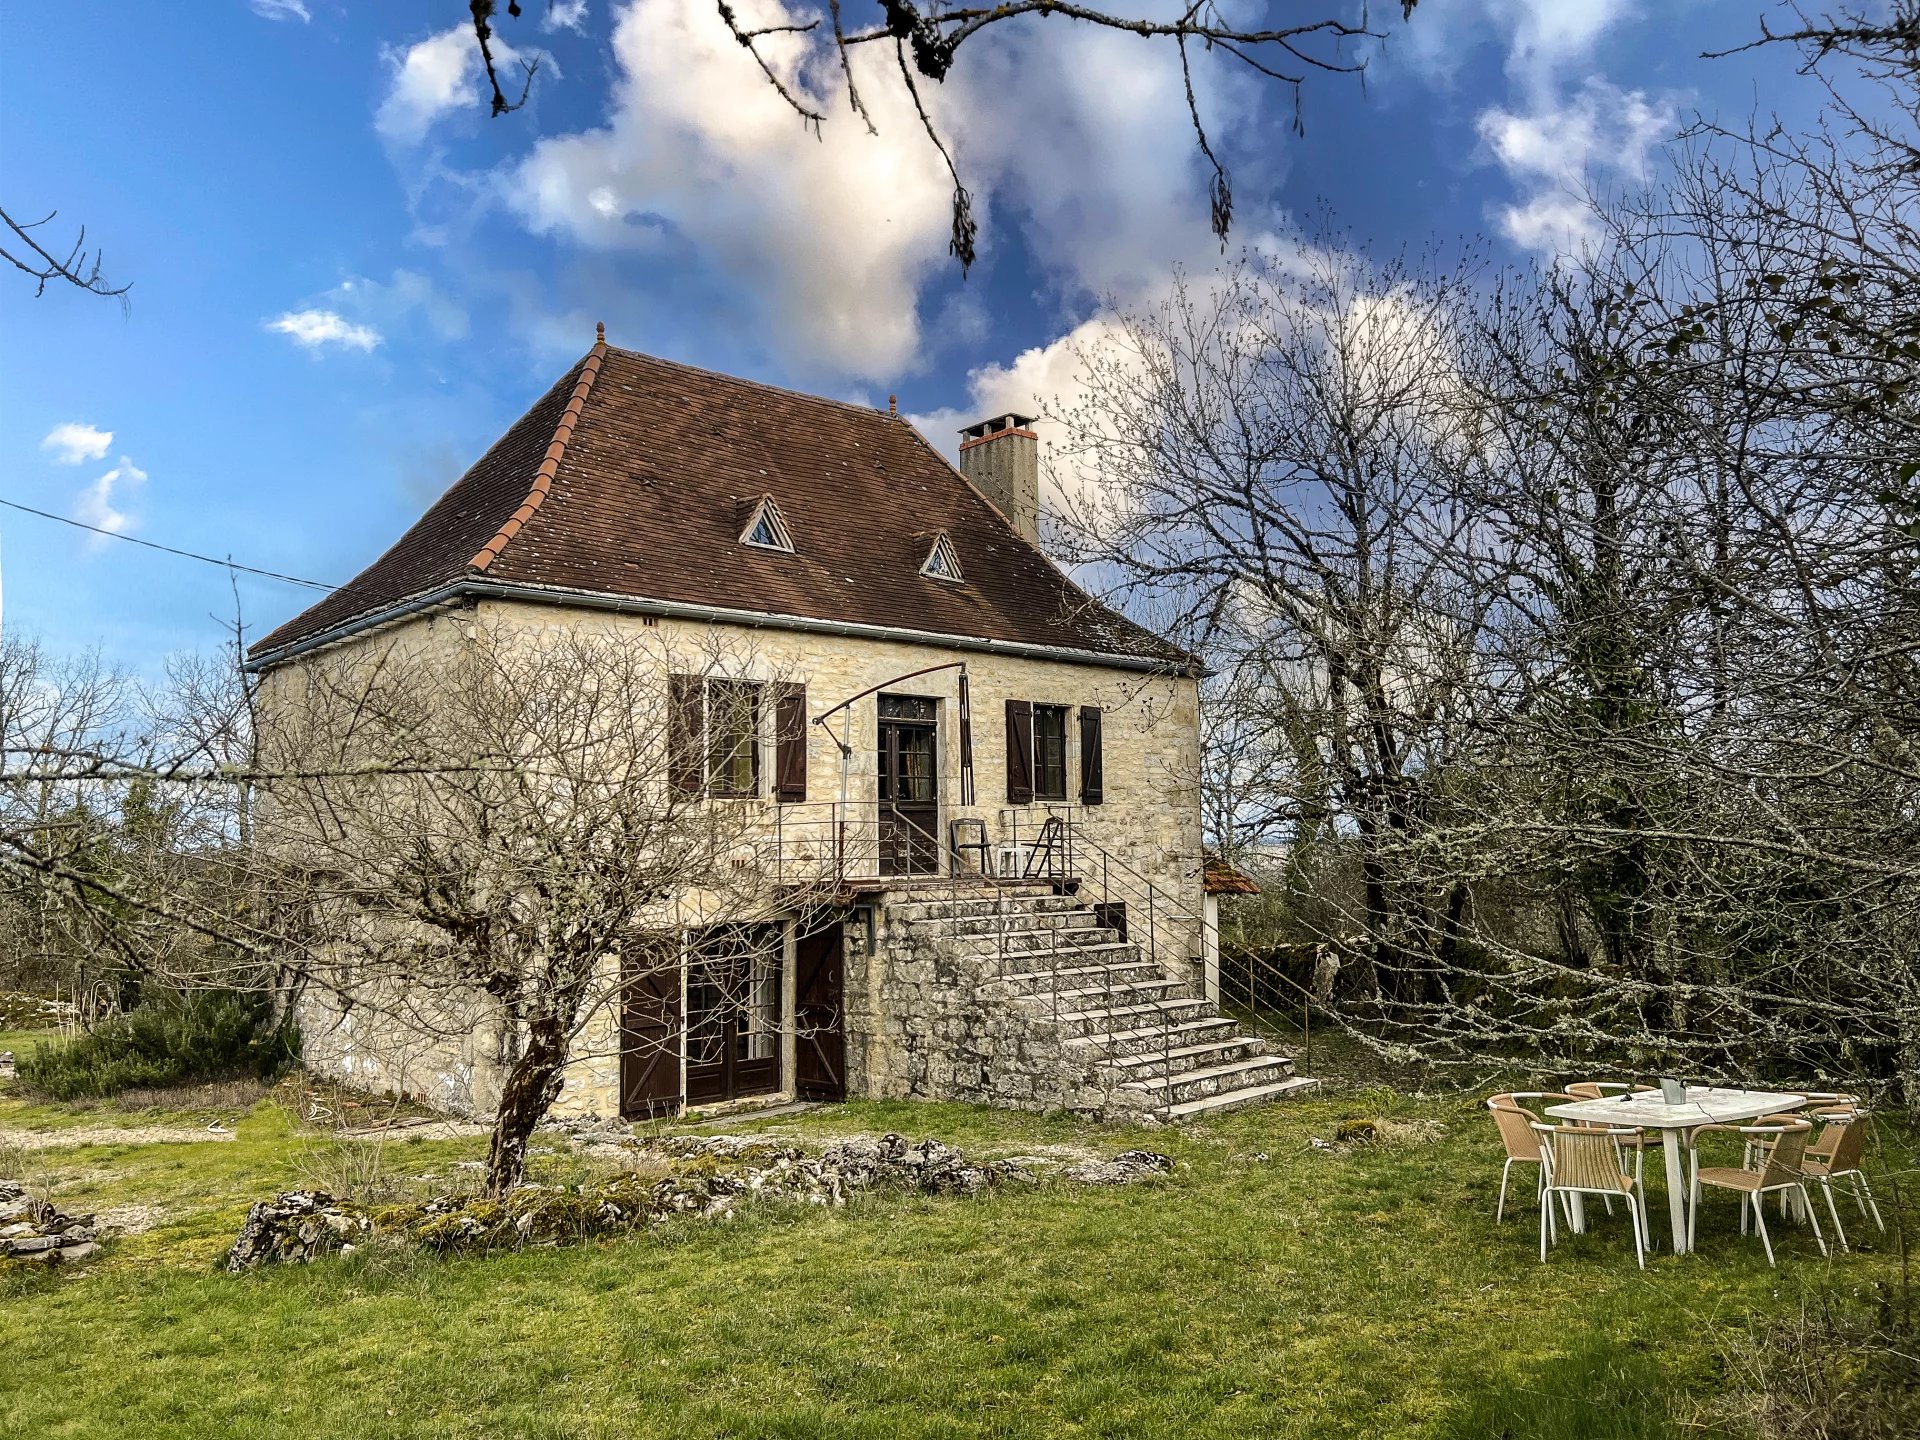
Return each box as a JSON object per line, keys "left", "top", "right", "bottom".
{"left": 1491, "top": 1082, "right": 1884, "bottom": 1262}
{"left": 1543, "top": 1085, "right": 1806, "bottom": 1256}
{"left": 1528, "top": 1118, "right": 1651, "bottom": 1268}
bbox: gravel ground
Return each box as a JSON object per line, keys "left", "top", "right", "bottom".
{"left": 0, "top": 1123, "right": 237, "bottom": 1151}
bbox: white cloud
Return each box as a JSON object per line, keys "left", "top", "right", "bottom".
{"left": 504, "top": 0, "right": 956, "bottom": 381}
{"left": 1398, "top": 0, "right": 1642, "bottom": 96}
{"left": 249, "top": 0, "right": 311, "bottom": 20}
{"left": 75, "top": 457, "right": 147, "bottom": 544}
{"left": 40, "top": 423, "right": 114, "bottom": 465}
{"left": 1391, "top": 1, "right": 1679, "bottom": 258}
{"left": 329, "top": 270, "right": 470, "bottom": 341}
{"left": 267, "top": 308, "right": 384, "bottom": 351}
{"left": 910, "top": 317, "right": 1128, "bottom": 461}
{"left": 1478, "top": 80, "right": 1675, "bottom": 253}
{"left": 543, "top": 1, "right": 589, "bottom": 31}
{"left": 376, "top": 25, "right": 491, "bottom": 146}
{"left": 487, "top": 0, "right": 1267, "bottom": 382}
{"left": 954, "top": 24, "right": 1264, "bottom": 306}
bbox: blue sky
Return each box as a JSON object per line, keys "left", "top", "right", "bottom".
{"left": 0, "top": 1, "right": 1812, "bottom": 672}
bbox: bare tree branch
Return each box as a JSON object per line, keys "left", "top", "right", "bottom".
{"left": 0, "top": 204, "right": 129, "bottom": 306}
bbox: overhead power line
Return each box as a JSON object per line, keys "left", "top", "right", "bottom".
{"left": 0, "top": 496, "right": 339, "bottom": 592}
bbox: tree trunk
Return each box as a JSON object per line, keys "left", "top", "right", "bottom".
{"left": 1897, "top": 992, "right": 1920, "bottom": 1124}
{"left": 485, "top": 1015, "right": 571, "bottom": 1197}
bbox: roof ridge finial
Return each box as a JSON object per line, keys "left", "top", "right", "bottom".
{"left": 595, "top": 321, "right": 606, "bottom": 345}
{"left": 888, "top": 393, "right": 898, "bottom": 417}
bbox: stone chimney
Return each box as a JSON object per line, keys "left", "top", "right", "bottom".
{"left": 957, "top": 413, "right": 1039, "bottom": 543}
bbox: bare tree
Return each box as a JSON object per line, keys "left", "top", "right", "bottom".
{"left": 1056, "top": 248, "right": 1502, "bottom": 1003}
{"left": 1056, "top": 13, "right": 1920, "bottom": 1111}
{"left": 252, "top": 617, "right": 793, "bottom": 1194}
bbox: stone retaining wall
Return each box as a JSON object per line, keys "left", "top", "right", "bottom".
{"left": 842, "top": 898, "right": 1159, "bottom": 1123}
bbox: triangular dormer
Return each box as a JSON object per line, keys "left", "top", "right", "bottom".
{"left": 739, "top": 494, "right": 794, "bottom": 553}
{"left": 920, "top": 531, "right": 964, "bottom": 583}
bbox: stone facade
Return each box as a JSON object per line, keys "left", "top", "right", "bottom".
{"left": 265, "top": 597, "right": 1206, "bottom": 1122}
{"left": 480, "top": 597, "right": 1206, "bottom": 931}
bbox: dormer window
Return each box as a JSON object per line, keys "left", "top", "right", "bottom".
{"left": 740, "top": 495, "right": 794, "bottom": 552}
{"left": 920, "top": 531, "right": 964, "bottom": 583}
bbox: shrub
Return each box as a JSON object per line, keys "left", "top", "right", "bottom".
{"left": 15, "top": 989, "right": 299, "bottom": 1101}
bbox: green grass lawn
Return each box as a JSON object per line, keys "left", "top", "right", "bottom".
{"left": 0, "top": 1027, "right": 59, "bottom": 1060}
{"left": 2, "top": 1082, "right": 1908, "bottom": 1439}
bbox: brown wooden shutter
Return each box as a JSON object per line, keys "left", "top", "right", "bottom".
{"left": 1079, "top": 706, "right": 1104, "bottom": 805}
{"left": 620, "top": 936, "right": 682, "bottom": 1119}
{"left": 1005, "top": 699, "right": 1034, "bottom": 804}
{"left": 773, "top": 683, "right": 807, "bottom": 803}
{"left": 669, "top": 674, "right": 704, "bottom": 795}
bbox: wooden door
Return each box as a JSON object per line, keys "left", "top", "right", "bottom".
{"left": 878, "top": 694, "right": 939, "bottom": 876}
{"left": 684, "top": 924, "right": 784, "bottom": 1105}
{"left": 794, "top": 920, "right": 845, "bottom": 1101}
{"left": 620, "top": 942, "right": 681, "bottom": 1119}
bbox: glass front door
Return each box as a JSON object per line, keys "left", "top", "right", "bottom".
{"left": 877, "top": 694, "right": 939, "bottom": 876}
{"left": 684, "top": 923, "right": 783, "bottom": 1105}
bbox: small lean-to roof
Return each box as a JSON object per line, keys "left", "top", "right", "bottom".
{"left": 1203, "top": 855, "right": 1262, "bottom": 896}
{"left": 250, "top": 335, "right": 1194, "bottom": 670}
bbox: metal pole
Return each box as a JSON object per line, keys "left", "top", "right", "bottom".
{"left": 997, "top": 885, "right": 1006, "bottom": 986}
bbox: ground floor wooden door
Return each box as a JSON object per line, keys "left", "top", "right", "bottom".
{"left": 685, "top": 923, "right": 784, "bottom": 1106}
{"left": 619, "top": 941, "right": 681, "bottom": 1120}
{"left": 794, "top": 920, "right": 845, "bottom": 1101}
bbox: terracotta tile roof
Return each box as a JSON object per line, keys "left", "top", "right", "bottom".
{"left": 250, "top": 341, "right": 1192, "bottom": 669}
{"left": 1204, "top": 855, "right": 1262, "bottom": 896}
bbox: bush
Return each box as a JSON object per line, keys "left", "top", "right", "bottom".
{"left": 15, "top": 989, "right": 299, "bottom": 1101}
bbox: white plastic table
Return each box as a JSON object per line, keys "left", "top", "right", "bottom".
{"left": 1545, "top": 1086, "right": 1807, "bottom": 1255}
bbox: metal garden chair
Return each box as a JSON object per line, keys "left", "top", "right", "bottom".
{"left": 1530, "top": 1121, "right": 1650, "bottom": 1269}
{"left": 1796, "top": 1104, "right": 1884, "bottom": 1250}
{"left": 1486, "top": 1093, "right": 1575, "bottom": 1223}
{"left": 1686, "top": 1119, "right": 1828, "bottom": 1265}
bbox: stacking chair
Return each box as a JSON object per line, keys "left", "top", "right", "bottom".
{"left": 1566, "top": 1082, "right": 1655, "bottom": 1100}
{"left": 1799, "top": 1105, "right": 1884, "bottom": 1250}
{"left": 1530, "top": 1121, "right": 1650, "bottom": 1268}
{"left": 1563, "top": 1083, "right": 1656, "bottom": 1174}
{"left": 1487, "top": 1093, "right": 1574, "bottom": 1223}
{"left": 1687, "top": 1119, "right": 1829, "bottom": 1265}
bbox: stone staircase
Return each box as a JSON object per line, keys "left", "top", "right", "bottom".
{"left": 887, "top": 888, "right": 1317, "bottom": 1122}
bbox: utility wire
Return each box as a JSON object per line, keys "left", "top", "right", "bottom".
{"left": 0, "top": 496, "right": 339, "bottom": 591}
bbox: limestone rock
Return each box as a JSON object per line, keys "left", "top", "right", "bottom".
{"left": 1062, "top": 1149, "right": 1174, "bottom": 1186}
{"left": 224, "top": 1191, "right": 371, "bottom": 1272}
{"left": 0, "top": 1184, "right": 109, "bottom": 1265}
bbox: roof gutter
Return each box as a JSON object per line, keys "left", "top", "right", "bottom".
{"left": 244, "top": 578, "right": 1207, "bottom": 677}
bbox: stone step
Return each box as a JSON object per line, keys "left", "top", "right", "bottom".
{"left": 1109, "top": 1037, "right": 1272, "bottom": 1076}
{"left": 914, "top": 915, "right": 1108, "bottom": 945}
{"left": 884, "top": 882, "right": 1055, "bottom": 902}
{"left": 887, "top": 894, "right": 1085, "bottom": 925}
{"left": 1080, "top": 1016, "right": 1243, "bottom": 1058}
{"left": 1055, "top": 997, "right": 1214, "bottom": 1035}
{"left": 998, "top": 958, "right": 1167, "bottom": 995}
{"left": 1123, "top": 1054, "right": 1298, "bottom": 1106}
{"left": 939, "top": 927, "right": 1116, "bottom": 959}
{"left": 1020, "top": 977, "right": 1186, "bottom": 1010}
{"left": 994, "top": 941, "right": 1140, "bottom": 974}
{"left": 1160, "top": 1075, "right": 1322, "bottom": 1122}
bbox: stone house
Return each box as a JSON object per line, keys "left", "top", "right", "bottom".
{"left": 248, "top": 329, "right": 1310, "bottom": 1124}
